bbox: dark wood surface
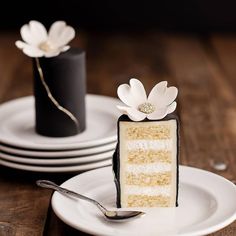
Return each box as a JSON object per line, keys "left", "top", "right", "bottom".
{"left": 0, "top": 31, "right": 236, "bottom": 235}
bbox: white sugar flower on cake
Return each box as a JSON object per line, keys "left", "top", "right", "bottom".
{"left": 15, "top": 20, "right": 75, "bottom": 58}
{"left": 117, "top": 79, "right": 178, "bottom": 121}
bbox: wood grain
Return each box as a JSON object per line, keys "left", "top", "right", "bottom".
{"left": 0, "top": 32, "right": 235, "bottom": 236}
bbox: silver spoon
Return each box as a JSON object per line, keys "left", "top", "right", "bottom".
{"left": 36, "top": 180, "right": 145, "bottom": 222}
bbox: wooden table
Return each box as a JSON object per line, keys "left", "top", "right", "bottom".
{"left": 0, "top": 31, "right": 236, "bottom": 236}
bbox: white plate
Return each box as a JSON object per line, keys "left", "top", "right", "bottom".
{"left": 0, "top": 142, "right": 116, "bottom": 158}
{"left": 0, "top": 95, "right": 120, "bottom": 150}
{"left": 52, "top": 166, "right": 236, "bottom": 236}
{"left": 0, "top": 158, "right": 112, "bottom": 173}
{"left": 0, "top": 150, "right": 114, "bottom": 165}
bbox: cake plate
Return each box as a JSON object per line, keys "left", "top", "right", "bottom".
{"left": 52, "top": 166, "right": 236, "bottom": 236}
{"left": 0, "top": 95, "right": 120, "bottom": 150}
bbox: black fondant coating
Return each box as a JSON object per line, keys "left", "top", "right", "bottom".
{"left": 112, "top": 114, "right": 180, "bottom": 208}
{"left": 33, "top": 48, "right": 86, "bottom": 137}
{"left": 112, "top": 144, "right": 121, "bottom": 208}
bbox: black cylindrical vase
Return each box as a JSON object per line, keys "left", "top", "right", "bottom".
{"left": 33, "top": 48, "right": 86, "bottom": 137}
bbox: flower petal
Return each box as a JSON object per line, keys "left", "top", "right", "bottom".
{"left": 16, "top": 40, "right": 44, "bottom": 57}
{"left": 147, "top": 107, "right": 168, "bottom": 120}
{"left": 15, "top": 40, "right": 27, "bottom": 49}
{"left": 164, "top": 87, "right": 178, "bottom": 105}
{"left": 48, "top": 21, "right": 66, "bottom": 37}
{"left": 148, "top": 81, "right": 178, "bottom": 108}
{"left": 48, "top": 21, "right": 66, "bottom": 42}
{"left": 61, "top": 45, "right": 70, "bottom": 52}
{"left": 20, "top": 25, "right": 38, "bottom": 45}
{"left": 29, "top": 21, "right": 47, "bottom": 43}
{"left": 56, "top": 26, "right": 75, "bottom": 47}
{"left": 130, "top": 79, "right": 147, "bottom": 100}
{"left": 48, "top": 21, "right": 75, "bottom": 47}
{"left": 117, "top": 105, "right": 147, "bottom": 121}
{"left": 117, "top": 78, "right": 147, "bottom": 108}
{"left": 23, "top": 46, "right": 44, "bottom": 57}
{"left": 167, "top": 102, "right": 177, "bottom": 114}
{"left": 20, "top": 21, "right": 47, "bottom": 46}
{"left": 148, "top": 81, "right": 166, "bottom": 99}
{"left": 117, "top": 84, "right": 133, "bottom": 106}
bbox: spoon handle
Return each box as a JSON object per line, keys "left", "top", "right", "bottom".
{"left": 36, "top": 180, "right": 107, "bottom": 213}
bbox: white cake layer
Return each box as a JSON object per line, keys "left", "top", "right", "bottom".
{"left": 125, "top": 185, "right": 171, "bottom": 196}
{"left": 126, "top": 163, "right": 172, "bottom": 173}
{"left": 126, "top": 140, "right": 173, "bottom": 151}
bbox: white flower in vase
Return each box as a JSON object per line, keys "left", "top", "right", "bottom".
{"left": 117, "top": 79, "right": 178, "bottom": 121}
{"left": 15, "top": 20, "right": 75, "bottom": 58}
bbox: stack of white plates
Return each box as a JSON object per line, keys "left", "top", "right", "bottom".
{"left": 0, "top": 95, "right": 120, "bottom": 173}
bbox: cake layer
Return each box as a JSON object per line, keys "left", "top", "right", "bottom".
{"left": 126, "top": 163, "right": 172, "bottom": 173}
{"left": 125, "top": 172, "right": 171, "bottom": 186}
{"left": 126, "top": 140, "right": 173, "bottom": 151}
{"left": 125, "top": 185, "right": 171, "bottom": 196}
{"left": 127, "top": 150, "right": 171, "bottom": 164}
{"left": 127, "top": 195, "right": 171, "bottom": 207}
{"left": 127, "top": 150, "right": 172, "bottom": 164}
{"left": 125, "top": 125, "right": 171, "bottom": 140}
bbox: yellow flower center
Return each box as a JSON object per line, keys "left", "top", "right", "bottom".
{"left": 138, "top": 102, "right": 155, "bottom": 114}
{"left": 39, "top": 41, "right": 55, "bottom": 52}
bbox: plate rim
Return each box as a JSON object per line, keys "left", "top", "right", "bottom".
{"left": 0, "top": 158, "right": 112, "bottom": 173}
{"left": 0, "top": 150, "right": 114, "bottom": 165}
{"left": 0, "top": 142, "right": 116, "bottom": 158}
{"left": 51, "top": 165, "right": 236, "bottom": 236}
{"left": 0, "top": 95, "right": 119, "bottom": 150}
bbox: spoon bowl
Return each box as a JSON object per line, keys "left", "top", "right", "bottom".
{"left": 36, "top": 180, "right": 145, "bottom": 222}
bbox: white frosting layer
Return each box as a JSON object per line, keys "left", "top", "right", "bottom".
{"left": 126, "top": 140, "right": 172, "bottom": 151}
{"left": 125, "top": 185, "right": 171, "bottom": 196}
{"left": 126, "top": 163, "right": 171, "bottom": 173}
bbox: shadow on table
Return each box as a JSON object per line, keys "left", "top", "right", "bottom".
{"left": 0, "top": 165, "right": 82, "bottom": 185}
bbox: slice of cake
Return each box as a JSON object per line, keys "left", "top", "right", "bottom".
{"left": 113, "top": 79, "right": 179, "bottom": 208}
